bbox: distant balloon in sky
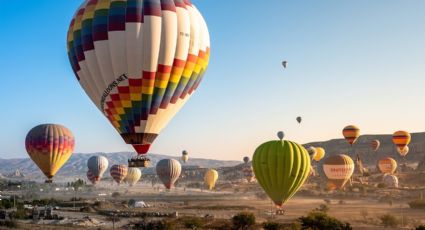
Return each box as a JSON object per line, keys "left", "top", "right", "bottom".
{"left": 397, "top": 146, "right": 409, "bottom": 157}
{"left": 378, "top": 157, "right": 397, "bottom": 174}
{"left": 204, "top": 169, "right": 218, "bottom": 190}
{"left": 67, "top": 0, "right": 211, "bottom": 166}
{"left": 323, "top": 154, "right": 354, "bottom": 190}
{"left": 110, "top": 164, "right": 128, "bottom": 184}
{"left": 371, "top": 140, "right": 380, "bottom": 152}
{"left": 182, "top": 150, "right": 189, "bottom": 163}
{"left": 87, "top": 156, "right": 109, "bottom": 182}
{"left": 243, "top": 156, "right": 250, "bottom": 164}
{"left": 282, "top": 61, "right": 287, "bottom": 68}
{"left": 277, "top": 131, "right": 285, "bottom": 140}
{"left": 156, "top": 159, "right": 182, "bottom": 189}
{"left": 342, "top": 125, "right": 360, "bottom": 145}
{"left": 25, "top": 124, "right": 75, "bottom": 183}
{"left": 296, "top": 116, "right": 302, "bottom": 124}
{"left": 392, "top": 131, "right": 411, "bottom": 151}
{"left": 124, "top": 168, "right": 142, "bottom": 186}
{"left": 313, "top": 147, "right": 325, "bottom": 162}
{"left": 252, "top": 138, "right": 310, "bottom": 208}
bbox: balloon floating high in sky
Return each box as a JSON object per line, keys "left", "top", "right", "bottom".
{"left": 392, "top": 131, "right": 411, "bottom": 151}
{"left": 252, "top": 132, "right": 310, "bottom": 208}
{"left": 181, "top": 150, "right": 189, "bottom": 163}
{"left": 67, "top": 0, "right": 210, "bottom": 167}
{"left": 342, "top": 125, "right": 360, "bottom": 146}
{"left": 25, "top": 124, "right": 75, "bottom": 183}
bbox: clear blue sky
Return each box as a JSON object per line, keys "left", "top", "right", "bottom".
{"left": 0, "top": 0, "right": 424, "bottom": 160}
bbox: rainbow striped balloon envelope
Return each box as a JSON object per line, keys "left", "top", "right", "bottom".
{"left": 342, "top": 125, "right": 360, "bottom": 145}
{"left": 67, "top": 0, "right": 210, "bottom": 156}
{"left": 25, "top": 124, "right": 75, "bottom": 182}
{"left": 110, "top": 164, "right": 128, "bottom": 184}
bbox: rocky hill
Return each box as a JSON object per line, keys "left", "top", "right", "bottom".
{"left": 0, "top": 152, "right": 240, "bottom": 182}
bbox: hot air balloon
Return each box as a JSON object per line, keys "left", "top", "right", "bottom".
{"left": 252, "top": 132, "right": 310, "bottom": 208}
{"left": 306, "top": 147, "right": 317, "bottom": 159}
{"left": 243, "top": 156, "right": 250, "bottom": 164}
{"left": 182, "top": 150, "right": 189, "bottom": 163}
{"left": 87, "top": 170, "right": 98, "bottom": 185}
{"left": 277, "top": 131, "right": 285, "bottom": 140}
{"left": 323, "top": 154, "right": 354, "bottom": 190}
{"left": 382, "top": 174, "right": 399, "bottom": 188}
{"left": 282, "top": 61, "right": 287, "bottom": 68}
{"left": 67, "top": 0, "right": 211, "bottom": 168}
{"left": 110, "top": 164, "right": 128, "bottom": 184}
{"left": 342, "top": 125, "right": 360, "bottom": 146}
{"left": 204, "top": 169, "right": 218, "bottom": 190}
{"left": 124, "top": 168, "right": 142, "bottom": 186}
{"left": 25, "top": 124, "right": 75, "bottom": 183}
{"left": 371, "top": 140, "right": 380, "bottom": 152}
{"left": 392, "top": 131, "right": 411, "bottom": 151}
{"left": 378, "top": 157, "right": 397, "bottom": 174}
{"left": 296, "top": 116, "right": 302, "bottom": 124}
{"left": 397, "top": 146, "right": 409, "bottom": 157}
{"left": 313, "top": 147, "right": 325, "bottom": 162}
{"left": 156, "top": 159, "right": 182, "bottom": 189}
{"left": 87, "top": 156, "right": 109, "bottom": 182}
{"left": 242, "top": 166, "right": 254, "bottom": 183}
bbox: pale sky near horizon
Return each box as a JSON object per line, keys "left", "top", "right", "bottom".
{"left": 0, "top": 1, "right": 424, "bottom": 160}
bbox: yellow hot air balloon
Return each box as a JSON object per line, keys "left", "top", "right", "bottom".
{"left": 204, "top": 169, "right": 218, "bottom": 190}
{"left": 252, "top": 133, "right": 311, "bottom": 208}
{"left": 323, "top": 154, "right": 354, "bottom": 190}
{"left": 182, "top": 150, "right": 189, "bottom": 163}
{"left": 313, "top": 147, "right": 325, "bottom": 162}
{"left": 25, "top": 124, "right": 75, "bottom": 183}
{"left": 342, "top": 125, "right": 360, "bottom": 145}
{"left": 378, "top": 157, "right": 397, "bottom": 174}
{"left": 124, "top": 168, "right": 142, "bottom": 186}
{"left": 397, "top": 146, "right": 409, "bottom": 157}
{"left": 392, "top": 131, "right": 411, "bottom": 150}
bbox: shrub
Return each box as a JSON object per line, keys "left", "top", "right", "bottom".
{"left": 0, "top": 220, "right": 18, "bottom": 228}
{"left": 298, "top": 211, "right": 352, "bottom": 230}
{"left": 377, "top": 183, "right": 387, "bottom": 189}
{"left": 232, "top": 212, "right": 256, "bottom": 229}
{"left": 112, "top": 192, "right": 121, "bottom": 198}
{"left": 378, "top": 214, "right": 400, "bottom": 228}
{"left": 134, "top": 219, "right": 173, "bottom": 230}
{"left": 323, "top": 199, "right": 331, "bottom": 204}
{"left": 416, "top": 225, "right": 425, "bottom": 230}
{"left": 181, "top": 217, "right": 204, "bottom": 229}
{"left": 408, "top": 200, "right": 425, "bottom": 210}
{"left": 263, "top": 221, "right": 301, "bottom": 230}
{"left": 315, "top": 204, "right": 329, "bottom": 213}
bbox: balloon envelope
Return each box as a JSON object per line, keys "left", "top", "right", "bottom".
{"left": 313, "top": 147, "right": 325, "bottom": 162}
{"left": 323, "top": 154, "right": 354, "bottom": 190}
{"left": 124, "top": 168, "right": 142, "bottom": 186}
{"left": 110, "top": 164, "right": 128, "bottom": 184}
{"left": 306, "top": 147, "right": 317, "bottom": 159}
{"left": 87, "top": 170, "right": 98, "bottom": 185}
{"left": 243, "top": 156, "right": 250, "bottom": 164}
{"left": 156, "top": 159, "right": 182, "bottom": 189}
{"left": 277, "top": 131, "right": 285, "bottom": 140}
{"left": 383, "top": 174, "right": 399, "bottom": 188}
{"left": 296, "top": 116, "right": 302, "bottom": 124}
{"left": 67, "top": 0, "right": 211, "bottom": 155}
{"left": 397, "top": 146, "right": 409, "bottom": 157}
{"left": 252, "top": 140, "right": 310, "bottom": 207}
{"left": 342, "top": 125, "right": 360, "bottom": 145}
{"left": 371, "top": 140, "right": 380, "bottom": 152}
{"left": 392, "top": 131, "right": 411, "bottom": 150}
{"left": 87, "top": 156, "right": 109, "bottom": 180}
{"left": 25, "top": 124, "right": 75, "bottom": 181}
{"left": 204, "top": 169, "right": 218, "bottom": 190}
{"left": 378, "top": 157, "right": 397, "bottom": 174}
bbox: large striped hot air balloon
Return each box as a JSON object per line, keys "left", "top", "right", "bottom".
{"left": 87, "top": 170, "right": 98, "bottom": 185}
{"left": 25, "top": 124, "right": 75, "bottom": 183}
{"left": 392, "top": 131, "right": 411, "bottom": 151}
{"left": 252, "top": 132, "right": 310, "bottom": 208}
{"left": 397, "top": 146, "right": 409, "bottom": 157}
{"left": 378, "top": 157, "right": 397, "bottom": 174}
{"left": 124, "top": 168, "right": 142, "bottom": 186}
{"left": 156, "top": 159, "right": 181, "bottom": 189}
{"left": 87, "top": 156, "right": 109, "bottom": 181}
{"left": 204, "top": 169, "right": 218, "bottom": 190}
{"left": 313, "top": 147, "right": 325, "bottom": 162}
{"left": 342, "top": 125, "right": 360, "bottom": 146}
{"left": 67, "top": 0, "right": 211, "bottom": 167}
{"left": 110, "top": 164, "right": 128, "bottom": 184}
{"left": 323, "top": 154, "right": 354, "bottom": 190}
{"left": 371, "top": 139, "right": 380, "bottom": 152}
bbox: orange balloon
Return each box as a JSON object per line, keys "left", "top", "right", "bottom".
{"left": 342, "top": 125, "right": 360, "bottom": 145}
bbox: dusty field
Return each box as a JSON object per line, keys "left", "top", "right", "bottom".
{"left": 8, "top": 182, "right": 422, "bottom": 230}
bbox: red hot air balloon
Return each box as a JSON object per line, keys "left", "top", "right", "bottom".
{"left": 110, "top": 164, "right": 128, "bottom": 184}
